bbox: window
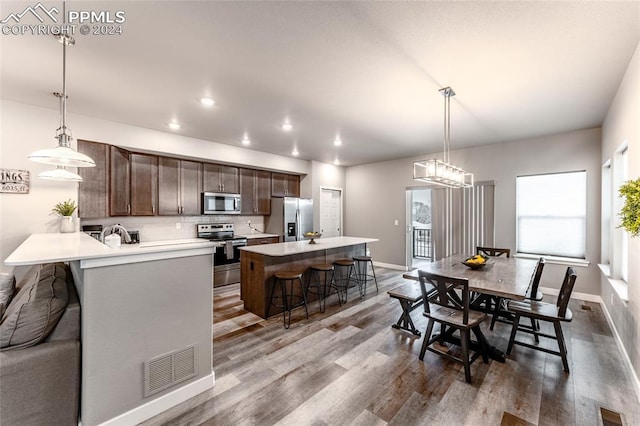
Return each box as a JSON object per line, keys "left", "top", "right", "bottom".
{"left": 618, "top": 147, "right": 629, "bottom": 282}
{"left": 516, "top": 171, "right": 586, "bottom": 259}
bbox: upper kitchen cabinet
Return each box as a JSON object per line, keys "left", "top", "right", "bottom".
{"left": 109, "top": 146, "right": 131, "bottom": 216}
{"left": 203, "top": 163, "right": 239, "bottom": 194}
{"left": 110, "top": 148, "right": 158, "bottom": 216}
{"left": 78, "top": 140, "right": 109, "bottom": 218}
{"left": 240, "top": 168, "right": 271, "bottom": 215}
{"left": 271, "top": 173, "right": 300, "bottom": 198}
{"left": 158, "top": 157, "right": 202, "bottom": 215}
{"left": 130, "top": 153, "right": 158, "bottom": 216}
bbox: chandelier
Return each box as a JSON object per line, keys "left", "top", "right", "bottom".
{"left": 28, "top": 2, "right": 95, "bottom": 181}
{"left": 413, "top": 87, "right": 473, "bottom": 188}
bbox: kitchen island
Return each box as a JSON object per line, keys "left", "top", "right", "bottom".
{"left": 4, "top": 233, "right": 216, "bottom": 426}
{"left": 239, "top": 236, "right": 378, "bottom": 318}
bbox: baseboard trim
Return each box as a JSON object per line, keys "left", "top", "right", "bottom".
{"left": 372, "top": 261, "right": 407, "bottom": 271}
{"left": 97, "top": 372, "right": 215, "bottom": 426}
{"left": 539, "top": 287, "right": 640, "bottom": 403}
{"left": 599, "top": 302, "right": 640, "bottom": 403}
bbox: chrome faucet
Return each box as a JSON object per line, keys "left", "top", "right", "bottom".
{"left": 100, "top": 224, "right": 132, "bottom": 244}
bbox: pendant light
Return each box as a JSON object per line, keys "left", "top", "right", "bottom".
{"left": 413, "top": 87, "right": 473, "bottom": 188}
{"left": 28, "top": 2, "right": 95, "bottom": 180}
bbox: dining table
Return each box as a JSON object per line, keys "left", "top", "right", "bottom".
{"left": 402, "top": 253, "right": 538, "bottom": 362}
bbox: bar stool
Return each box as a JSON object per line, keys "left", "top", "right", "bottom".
{"left": 353, "top": 255, "right": 378, "bottom": 296}
{"left": 332, "top": 259, "right": 359, "bottom": 304}
{"left": 306, "top": 263, "right": 334, "bottom": 313}
{"left": 267, "top": 270, "right": 308, "bottom": 329}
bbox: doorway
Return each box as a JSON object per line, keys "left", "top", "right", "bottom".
{"left": 319, "top": 187, "right": 342, "bottom": 238}
{"left": 406, "top": 188, "right": 433, "bottom": 270}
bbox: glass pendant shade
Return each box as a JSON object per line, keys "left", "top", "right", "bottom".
{"left": 38, "top": 166, "right": 83, "bottom": 182}
{"left": 29, "top": 144, "right": 95, "bottom": 167}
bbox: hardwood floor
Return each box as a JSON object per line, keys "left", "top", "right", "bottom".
{"left": 140, "top": 268, "right": 640, "bottom": 425}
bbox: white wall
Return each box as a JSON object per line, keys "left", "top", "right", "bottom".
{"left": 601, "top": 41, "right": 640, "bottom": 379}
{"left": 345, "top": 127, "right": 602, "bottom": 294}
{"left": 309, "top": 160, "right": 345, "bottom": 232}
{"left": 0, "top": 100, "right": 310, "bottom": 266}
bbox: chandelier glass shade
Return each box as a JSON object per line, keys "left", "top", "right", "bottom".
{"left": 413, "top": 87, "right": 473, "bottom": 188}
{"left": 28, "top": 4, "right": 94, "bottom": 179}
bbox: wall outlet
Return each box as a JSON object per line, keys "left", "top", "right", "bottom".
{"left": 176, "top": 223, "right": 181, "bottom": 230}
{"left": 394, "top": 219, "right": 399, "bottom": 226}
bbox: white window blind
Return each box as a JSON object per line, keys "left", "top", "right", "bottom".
{"left": 517, "top": 171, "right": 586, "bottom": 259}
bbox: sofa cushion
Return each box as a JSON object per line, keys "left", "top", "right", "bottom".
{"left": 0, "top": 263, "right": 69, "bottom": 350}
{"left": 0, "top": 273, "right": 16, "bottom": 318}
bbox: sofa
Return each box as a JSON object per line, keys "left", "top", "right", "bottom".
{"left": 0, "top": 263, "right": 81, "bottom": 426}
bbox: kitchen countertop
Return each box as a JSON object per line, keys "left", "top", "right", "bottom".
{"left": 4, "top": 232, "right": 217, "bottom": 268}
{"left": 239, "top": 236, "right": 378, "bottom": 257}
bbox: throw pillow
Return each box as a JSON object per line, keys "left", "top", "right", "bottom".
{"left": 0, "top": 273, "right": 16, "bottom": 318}
{"left": 0, "top": 264, "right": 69, "bottom": 350}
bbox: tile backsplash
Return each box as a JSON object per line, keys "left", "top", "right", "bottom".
{"left": 81, "top": 215, "right": 265, "bottom": 242}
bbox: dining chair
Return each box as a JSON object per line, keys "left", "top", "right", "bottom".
{"left": 474, "top": 246, "right": 511, "bottom": 327}
{"left": 417, "top": 270, "right": 488, "bottom": 383}
{"left": 476, "top": 246, "right": 511, "bottom": 258}
{"left": 489, "top": 257, "right": 546, "bottom": 331}
{"left": 506, "top": 267, "right": 577, "bottom": 372}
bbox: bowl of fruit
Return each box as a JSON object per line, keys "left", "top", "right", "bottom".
{"left": 462, "top": 254, "right": 489, "bottom": 270}
{"left": 303, "top": 232, "right": 322, "bottom": 244}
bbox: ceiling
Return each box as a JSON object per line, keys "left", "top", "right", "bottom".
{"left": 1, "top": 1, "right": 639, "bottom": 166}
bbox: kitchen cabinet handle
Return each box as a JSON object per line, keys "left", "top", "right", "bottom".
{"left": 127, "top": 204, "right": 130, "bottom": 214}
{"left": 152, "top": 205, "right": 155, "bottom": 214}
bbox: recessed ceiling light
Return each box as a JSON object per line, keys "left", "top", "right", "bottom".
{"left": 292, "top": 148, "right": 299, "bottom": 156}
{"left": 334, "top": 135, "right": 342, "bottom": 146}
{"left": 200, "top": 97, "right": 215, "bottom": 107}
{"left": 241, "top": 134, "right": 250, "bottom": 145}
{"left": 282, "top": 119, "right": 292, "bottom": 132}
{"left": 168, "top": 122, "right": 181, "bottom": 130}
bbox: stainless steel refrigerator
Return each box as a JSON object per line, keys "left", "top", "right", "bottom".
{"left": 265, "top": 197, "right": 313, "bottom": 242}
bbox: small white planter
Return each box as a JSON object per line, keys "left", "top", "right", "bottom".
{"left": 60, "top": 216, "right": 75, "bottom": 233}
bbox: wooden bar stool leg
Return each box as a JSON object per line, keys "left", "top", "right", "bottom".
{"left": 281, "top": 278, "right": 290, "bottom": 329}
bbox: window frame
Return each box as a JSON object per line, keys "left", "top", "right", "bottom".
{"left": 515, "top": 170, "right": 587, "bottom": 261}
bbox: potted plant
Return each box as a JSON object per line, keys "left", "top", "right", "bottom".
{"left": 51, "top": 199, "right": 78, "bottom": 233}
{"left": 619, "top": 177, "right": 640, "bottom": 237}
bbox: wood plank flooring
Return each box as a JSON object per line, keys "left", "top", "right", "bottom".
{"left": 140, "top": 268, "right": 640, "bottom": 425}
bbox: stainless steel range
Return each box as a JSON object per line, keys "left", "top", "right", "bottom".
{"left": 197, "top": 223, "right": 247, "bottom": 287}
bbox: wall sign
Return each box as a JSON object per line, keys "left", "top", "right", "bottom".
{"left": 0, "top": 168, "right": 30, "bottom": 194}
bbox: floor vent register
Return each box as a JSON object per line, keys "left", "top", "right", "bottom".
{"left": 144, "top": 344, "right": 198, "bottom": 397}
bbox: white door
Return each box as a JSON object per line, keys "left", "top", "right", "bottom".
{"left": 320, "top": 188, "right": 342, "bottom": 237}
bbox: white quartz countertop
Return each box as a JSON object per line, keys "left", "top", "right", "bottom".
{"left": 4, "top": 233, "right": 217, "bottom": 266}
{"left": 240, "top": 233, "right": 280, "bottom": 239}
{"left": 239, "top": 236, "right": 378, "bottom": 257}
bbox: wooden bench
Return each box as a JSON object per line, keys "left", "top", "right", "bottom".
{"left": 387, "top": 283, "right": 425, "bottom": 336}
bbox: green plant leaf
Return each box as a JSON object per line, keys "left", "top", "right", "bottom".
{"left": 618, "top": 177, "right": 640, "bottom": 237}
{"left": 51, "top": 199, "right": 78, "bottom": 217}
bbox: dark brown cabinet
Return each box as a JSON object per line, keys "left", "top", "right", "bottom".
{"left": 271, "top": 173, "right": 300, "bottom": 198}
{"left": 130, "top": 153, "right": 158, "bottom": 216}
{"left": 109, "top": 146, "right": 131, "bottom": 216}
{"left": 203, "top": 163, "right": 239, "bottom": 194}
{"left": 246, "top": 236, "right": 280, "bottom": 246}
{"left": 78, "top": 140, "right": 109, "bottom": 218}
{"left": 158, "top": 157, "right": 202, "bottom": 215}
{"left": 240, "top": 168, "right": 271, "bottom": 215}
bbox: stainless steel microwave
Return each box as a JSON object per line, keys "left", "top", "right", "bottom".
{"left": 202, "top": 192, "right": 241, "bottom": 214}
